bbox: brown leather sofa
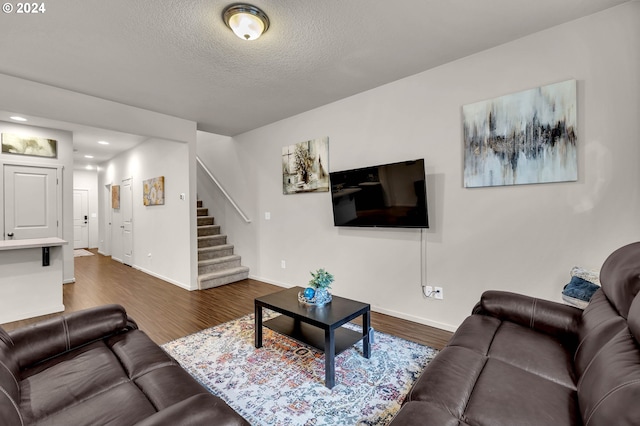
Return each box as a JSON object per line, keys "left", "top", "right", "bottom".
{"left": 0, "top": 304, "right": 249, "bottom": 425}
{"left": 391, "top": 241, "right": 640, "bottom": 426}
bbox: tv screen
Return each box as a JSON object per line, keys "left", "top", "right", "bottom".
{"left": 329, "top": 159, "right": 429, "bottom": 228}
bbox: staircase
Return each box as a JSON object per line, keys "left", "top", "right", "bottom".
{"left": 197, "top": 200, "right": 249, "bottom": 289}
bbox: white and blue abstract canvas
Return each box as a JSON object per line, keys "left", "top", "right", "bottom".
{"left": 463, "top": 80, "right": 577, "bottom": 188}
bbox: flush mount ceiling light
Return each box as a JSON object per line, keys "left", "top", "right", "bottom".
{"left": 10, "top": 116, "right": 27, "bottom": 122}
{"left": 223, "top": 4, "right": 269, "bottom": 41}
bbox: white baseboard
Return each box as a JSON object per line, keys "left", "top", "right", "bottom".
{"left": 371, "top": 305, "right": 457, "bottom": 333}
{"left": 132, "top": 265, "right": 195, "bottom": 291}
{"left": 248, "top": 275, "right": 291, "bottom": 289}
{"left": 63, "top": 278, "right": 76, "bottom": 284}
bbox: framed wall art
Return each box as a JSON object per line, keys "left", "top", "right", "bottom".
{"left": 2, "top": 133, "right": 57, "bottom": 158}
{"left": 282, "top": 136, "right": 329, "bottom": 194}
{"left": 463, "top": 79, "right": 577, "bottom": 188}
{"left": 111, "top": 185, "right": 120, "bottom": 209}
{"left": 143, "top": 176, "right": 165, "bottom": 206}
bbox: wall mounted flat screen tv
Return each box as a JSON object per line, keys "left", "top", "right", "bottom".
{"left": 330, "top": 159, "right": 428, "bottom": 228}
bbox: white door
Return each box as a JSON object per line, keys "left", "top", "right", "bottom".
{"left": 103, "top": 184, "right": 112, "bottom": 255}
{"left": 122, "top": 178, "right": 133, "bottom": 266}
{"left": 4, "top": 165, "right": 59, "bottom": 240}
{"left": 73, "top": 189, "right": 89, "bottom": 248}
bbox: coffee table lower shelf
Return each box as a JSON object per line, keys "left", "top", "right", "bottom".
{"left": 264, "top": 315, "right": 364, "bottom": 355}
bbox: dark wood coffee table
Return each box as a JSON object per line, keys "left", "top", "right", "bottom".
{"left": 255, "top": 286, "right": 371, "bottom": 388}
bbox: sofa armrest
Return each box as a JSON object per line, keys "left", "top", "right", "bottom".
{"left": 474, "top": 290, "right": 582, "bottom": 343}
{"left": 133, "top": 394, "right": 250, "bottom": 426}
{"left": 9, "top": 304, "right": 131, "bottom": 369}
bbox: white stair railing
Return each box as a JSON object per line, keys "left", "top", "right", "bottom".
{"left": 196, "top": 156, "right": 251, "bottom": 223}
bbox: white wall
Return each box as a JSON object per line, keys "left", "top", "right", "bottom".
{"left": 197, "top": 3, "right": 640, "bottom": 331}
{"left": 99, "top": 138, "right": 194, "bottom": 289}
{"left": 73, "top": 170, "right": 99, "bottom": 248}
{"left": 0, "top": 121, "right": 75, "bottom": 283}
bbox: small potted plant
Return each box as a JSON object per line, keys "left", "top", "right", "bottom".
{"left": 309, "top": 268, "right": 334, "bottom": 291}
{"left": 301, "top": 268, "right": 334, "bottom": 306}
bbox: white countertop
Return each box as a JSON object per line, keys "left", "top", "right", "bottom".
{"left": 0, "top": 237, "right": 68, "bottom": 251}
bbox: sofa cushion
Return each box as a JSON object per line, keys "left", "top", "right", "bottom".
{"left": 577, "top": 327, "right": 640, "bottom": 425}
{"left": 463, "top": 358, "right": 579, "bottom": 426}
{"left": 574, "top": 290, "right": 627, "bottom": 377}
{"left": 448, "top": 315, "right": 576, "bottom": 389}
{"left": 33, "top": 381, "right": 156, "bottom": 426}
{"left": 135, "top": 365, "right": 214, "bottom": 411}
{"left": 446, "top": 314, "right": 501, "bottom": 355}
{"left": 406, "top": 346, "right": 486, "bottom": 417}
{"left": 107, "top": 330, "right": 176, "bottom": 381}
{"left": 391, "top": 401, "right": 471, "bottom": 426}
{"left": 19, "top": 341, "right": 133, "bottom": 423}
{"left": 628, "top": 293, "right": 640, "bottom": 342}
{"left": 107, "top": 329, "right": 215, "bottom": 411}
{"left": 599, "top": 242, "right": 640, "bottom": 319}
{"left": 133, "top": 394, "right": 251, "bottom": 426}
{"left": 487, "top": 321, "right": 576, "bottom": 389}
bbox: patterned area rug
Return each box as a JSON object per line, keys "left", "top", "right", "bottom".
{"left": 162, "top": 313, "right": 438, "bottom": 425}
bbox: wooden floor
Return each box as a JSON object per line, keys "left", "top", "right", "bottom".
{"left": 2, "top": 250, "right": 453, "bottom": 349}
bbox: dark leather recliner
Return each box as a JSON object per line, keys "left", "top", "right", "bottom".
{"left": 0, "top": 304, "right": 249, "bottom": 425}
{"left": 390, "top": 241, "right": 640, "bottom": 426}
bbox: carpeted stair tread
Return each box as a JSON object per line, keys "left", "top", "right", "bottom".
{"left": 197, "top": 216, "right": 215, "bottom": 226}
{"left": 199, "top": 255, "right": 241, "bottom": 266}
{"left": 198, "top": 244, "right": 235, "bottom": 261}
{"left": 198, "top": 255, "right": 242, "bottom": 274}
{"left": 197, "top": 225, "right": 221, "bottom": 237}
{"left": 197, "top": 234, "right": 227, "bottom": 248}
{"left": 198, "top": 266, "right": 250, "bottom": 289}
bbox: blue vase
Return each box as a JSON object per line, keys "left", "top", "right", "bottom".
{"left": 315, "top": 288, "right": 332, "bottom": 305}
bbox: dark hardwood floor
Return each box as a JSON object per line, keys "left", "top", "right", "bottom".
{"left": 2, "top": 250, "right": 453, "bottom": 349}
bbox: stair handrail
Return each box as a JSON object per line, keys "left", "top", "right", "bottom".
{"left": 196, "top": 156, "right": 251, "bottom": 223}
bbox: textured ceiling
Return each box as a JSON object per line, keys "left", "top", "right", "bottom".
{"left": 0, "top": 0, "right": 630, "bottom": 136}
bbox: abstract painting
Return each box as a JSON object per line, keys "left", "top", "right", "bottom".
{"left": 143, "top": 176, "right": 165, "bottom": 206}
{"left": 2, "top": 133, "right": 57, "bottom": 158}
{"left": 463, "top": 80, "right": 577, "bottom": 188}
{"left": 111, "top": 185, "right": 120, "bottom": 209}
{"left": 282, "top": 137, "right": 329, "bottom": 194}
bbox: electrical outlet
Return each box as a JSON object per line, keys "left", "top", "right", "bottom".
{"left": 281, "top": 260, "right": 286, "bottom": 269}
{"left": 423, "top": 285, "right": 433, "bottom": 298}
{"left": 434, "top": 287, "right": 444, "bottom": 300}
{"left": 265, "top": 212, "right": 271, "bottom": 220}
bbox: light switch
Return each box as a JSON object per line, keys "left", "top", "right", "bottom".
{"left": 265, "top": 212, "right": 271, "bottom": 220}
